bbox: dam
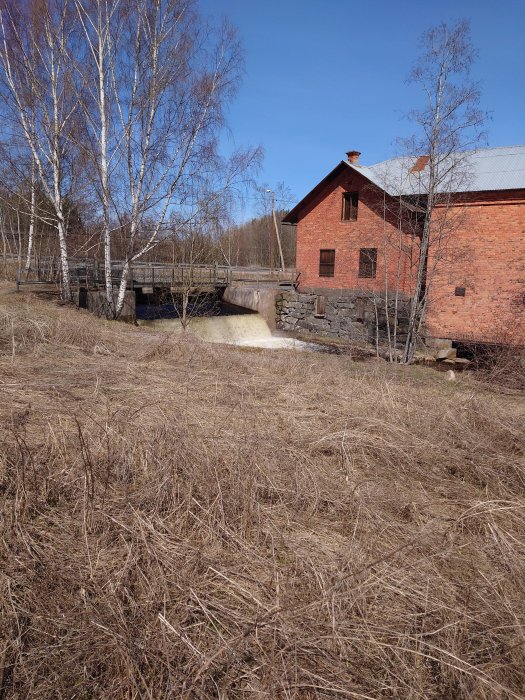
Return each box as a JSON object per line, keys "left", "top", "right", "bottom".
{"left": 16, "top": 255, "right": 304, "bottom": 347}
{"left": 137, "top": 305, "right": 316, "bottom": 350}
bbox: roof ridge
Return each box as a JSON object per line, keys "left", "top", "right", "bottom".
{"left": 364, "top": 144, "right": 525, "bottom": 169}
{"left": 285, "top": 146, "right": 525, "bottom": 222}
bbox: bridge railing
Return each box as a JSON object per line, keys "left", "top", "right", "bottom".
{"left": 12, "top": 255, "right": 296, "bottom": 291}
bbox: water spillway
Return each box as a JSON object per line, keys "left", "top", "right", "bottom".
{"left": 137, "top": 312, "right": 315, "bottom": 350}
{"left": 136, "top": 286, "right": 316, "bottom": 350}
{"left": 221, "top": 286, "right": 281, "bottom": 329}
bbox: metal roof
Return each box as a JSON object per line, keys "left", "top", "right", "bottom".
{"left": 353, "top": 145, "right": 525, "bottom": 196}
{"left": 283, "top": 145, "right": 525, "bottom": 223}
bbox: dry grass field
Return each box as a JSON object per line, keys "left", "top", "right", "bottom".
{"left": 1, "top": 284, "right": 525, "bottom": 699}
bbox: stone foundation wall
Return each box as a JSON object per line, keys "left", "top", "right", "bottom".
{"left": 276, "top": 288, "right": 411, "bottom": 345}
{"left": 76, "top": 288, "right": 136, "bottom": 322}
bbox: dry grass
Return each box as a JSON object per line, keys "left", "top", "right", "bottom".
{"left": 0, "top": 260, "right": 19, "bottom": 284}
{"left": 470, "top": 344, "right": 525, "bottom": 393}
{"left": 1, "top": 284, "right": 525, "bottom": 699}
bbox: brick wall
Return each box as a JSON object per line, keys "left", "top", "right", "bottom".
{"left": 296, "top": 169, "right": 415, "bottom": 294}
{"left": 426, "top": 191, "right": 525, "bottom": 344}
{"left": 295, "top": 168, "right": 525, "bottom": 345}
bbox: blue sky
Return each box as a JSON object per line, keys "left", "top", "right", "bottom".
{"left": 199, "top": 0, "right": 525, "bottom": 218}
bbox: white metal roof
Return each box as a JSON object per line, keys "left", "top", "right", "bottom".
{"left": 351, "top": 145, "right": 525, "bottom": 196}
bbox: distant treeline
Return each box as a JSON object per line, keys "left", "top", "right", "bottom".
{"left": 1, "top": 198, "right": 295, "bottom": 271}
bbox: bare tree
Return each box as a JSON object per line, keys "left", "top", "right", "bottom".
{"left": 167, "top": 216, "right": 221, "bottom": 329}
{"left": 220, "top": 183, "right": 295, "bottom": 269}
{"left": 0, "top": 0, "right": 79, "bottom": 301}
{"left": 72, "top": 0, "right": 259, "bottom": 318}
{"left": 400, "top": 20, "right": 486, "bottom": 362}
{"left": 25, "top": 154, "right": 36, "bottom": 274}
{"left": 73, "top": 0, "right": 118, "bottom": 310}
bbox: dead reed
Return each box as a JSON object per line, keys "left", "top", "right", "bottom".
{"left": 1, "top": 286, "right": 525, "bottom": 699}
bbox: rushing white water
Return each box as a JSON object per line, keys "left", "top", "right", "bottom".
{"left": 138, "top": 313, "right": 316, "bottom": 350}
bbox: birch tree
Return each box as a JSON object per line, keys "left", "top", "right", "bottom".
{"left": 0, "top": 0, "right": 78, "bottom": 301}
{"left": 401, "top": 20, "right": 486, "bottom": 362}
{"left": 24, "top": 154, "right": 36, "bottom": 274}
{"left": 73, "top": 0, "right": 259, "bottom": 317}
{"left": 73, "top": 0, "right": 119, "bottom": 310}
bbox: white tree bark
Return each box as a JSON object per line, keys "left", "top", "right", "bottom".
{"left": 0, "top": 3, "right": 74, "bottom": 301}
{"left": 74, "top": 0, "right": 114, "bottom": 310}
{"left": 109, "top": 1, "right": 256, "bottom": 317}
{"left": 25, "top": 157, "right": 36, "bottom": 275}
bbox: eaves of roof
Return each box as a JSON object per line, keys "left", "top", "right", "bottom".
{"left": 284, "top": 145, "right": 525, "bottom": 223}
{"left": 282, "top": 160, "right": 402, "bottom": 223}
{"left": 282, "top": 161, "right": 349, "bottom": 224}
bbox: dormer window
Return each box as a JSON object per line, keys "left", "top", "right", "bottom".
{"left": 342, "top": 191, "right": 358, "bottom": 221}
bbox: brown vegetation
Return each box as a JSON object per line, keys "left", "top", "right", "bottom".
{"left": 454, "top": 329, "right": 525, "bottom": 393}
{"left": 1, "top": 286, "right": 525, "bottom": 699}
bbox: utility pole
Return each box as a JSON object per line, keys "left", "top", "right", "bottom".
{"left": 268, "top": 191, "right": 275, "bottom": 270}
{"left": 266, "top": 189, "right": 285, "bottom": 272}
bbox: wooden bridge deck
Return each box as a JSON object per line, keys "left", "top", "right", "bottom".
{"left": 15, "top": 257, "right": 297, "bottom": 292}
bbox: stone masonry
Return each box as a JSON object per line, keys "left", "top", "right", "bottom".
{"left": 276, "top": 288, "right": 410, "bottom": 345}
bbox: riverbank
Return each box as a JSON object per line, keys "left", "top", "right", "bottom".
{"left": 1, "top": 286, "right": 525, "bottom": 699}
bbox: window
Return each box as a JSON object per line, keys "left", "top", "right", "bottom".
{"left": 342, "top": 191, "right": 358, "bottom": 221}
{"left": 319, "top": 249, "right": 335, "bottom": 277}
{"left": 358, "top": 248, "right": 377, "bottom": 278}
{"left": 455, "top": 286, "right": 466, "bottom": 297}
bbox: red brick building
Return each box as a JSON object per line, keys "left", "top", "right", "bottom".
{"left": 283, "top": 146, "right": 525, "bottom": 345}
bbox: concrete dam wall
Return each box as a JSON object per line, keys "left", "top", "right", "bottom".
{"left": 221, "top": 286, "right": 281, "bottom": 329}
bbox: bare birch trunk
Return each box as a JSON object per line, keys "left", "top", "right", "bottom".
{"left": 25, "top": 157, "right": 36, "bottom": 275}
{"left": 0, "top": 3, "right": 74, "bottom": 302}
{"left": 400, "top": 21, "right": 485, "bottom": 362}
{"left": 1, "top": 214, "right": 7, "bottom": 275}
{"left": 57, "top": 217, "right": 71, "bottom": 300}
{"left": 99, "top": 49, "right": 112, "bottom": 309}
{"left": 96, "top": 4, "right": 112, "bottom": 309}
{"left": 115, "top": 259, "right": 129, "bottom": 315}
{"left": 16, "top": 210, "right": 21, "bottom": 270}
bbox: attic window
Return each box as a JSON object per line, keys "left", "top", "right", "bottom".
{"left": 342, "top": 192, "right": 358, "bottom": 221}
{"left": 319, "top": 249, "right": 335, "bottom": 277}
{"left": 358, "top": 248, "right": 377, "bottom": 278}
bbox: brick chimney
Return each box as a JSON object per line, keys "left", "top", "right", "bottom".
{"left": 346, "top": 150, "right": 361, "bottom": 164}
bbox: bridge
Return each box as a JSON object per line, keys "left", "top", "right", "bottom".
{"left": 14, "top": 256, "right": 298, "bottom": 325}
{"left": 15, "top": 257, "right": 297, "bottom": 292}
